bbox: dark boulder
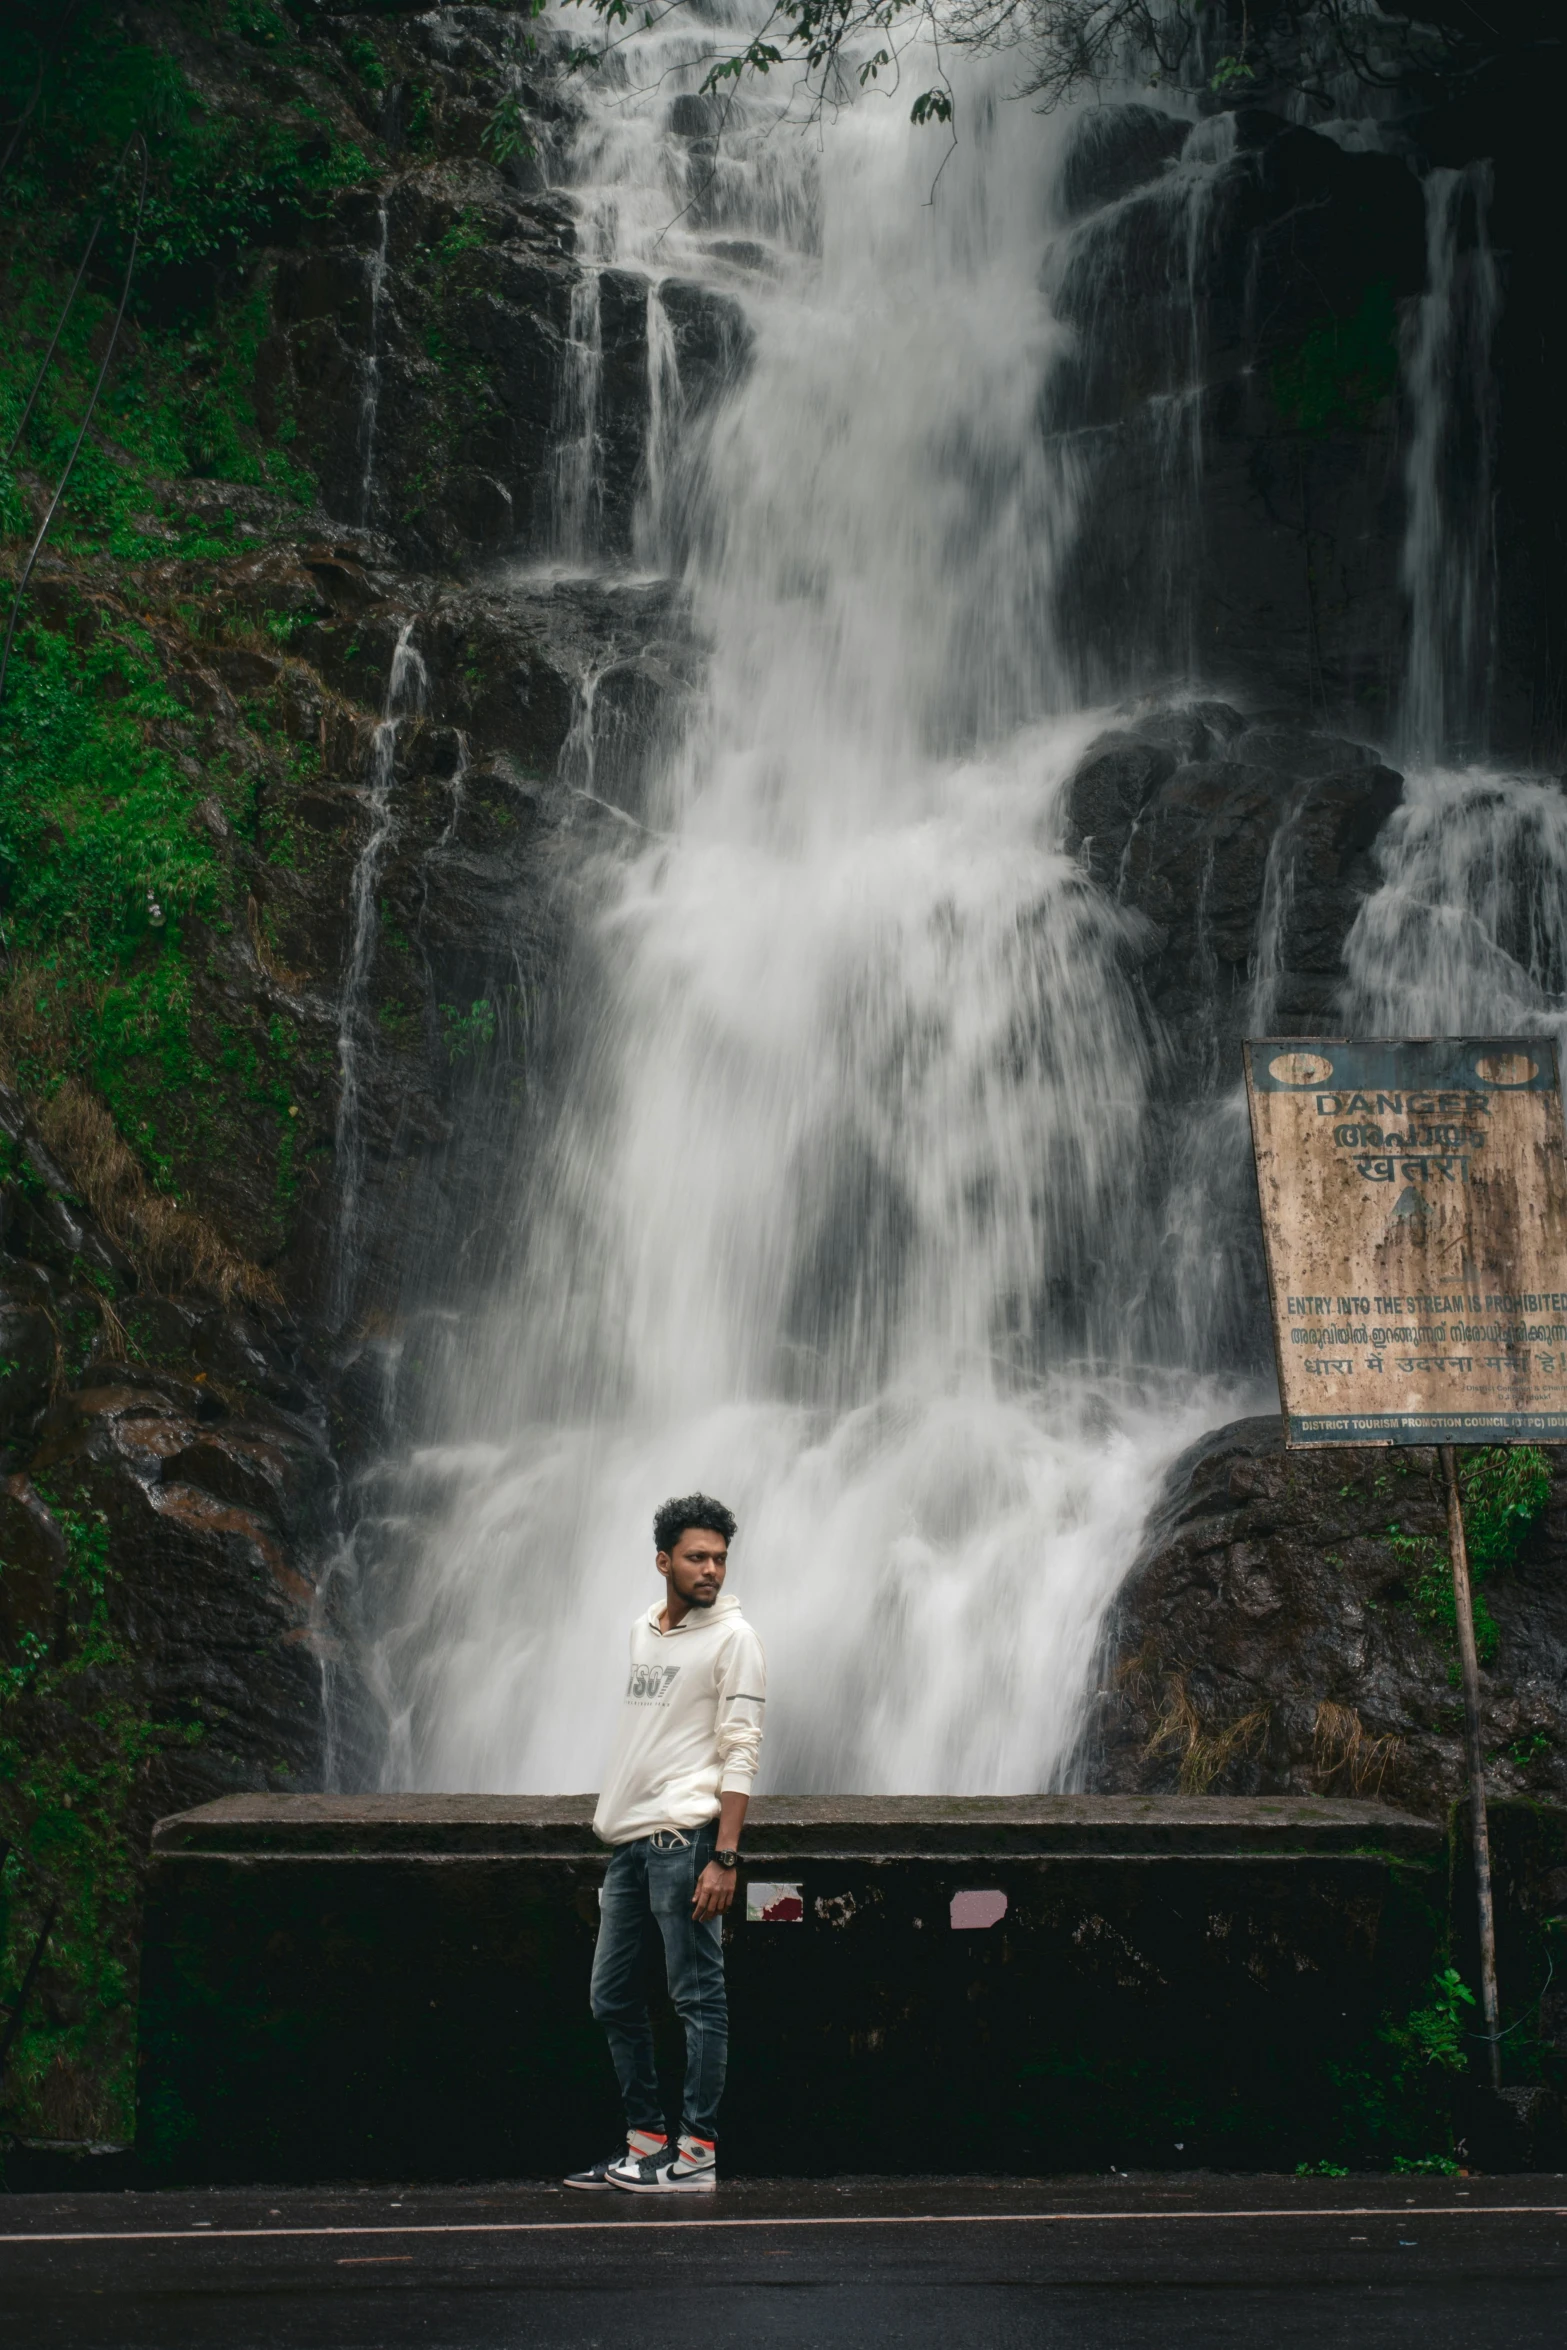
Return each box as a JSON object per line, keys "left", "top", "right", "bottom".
{"left": 1056, "top": 101, "right": 1189, "bottom": 221}
{"left": 1085, "top": 1416, "right": 1567, "bottom": 1818}
{"left": 1048, "top": 107, "right": 1426, "bottom": 730}
{"left": 1060, "top": 705, "right": 1402, "bottom": 1067}
{"left": 659, "top": 278, "right": 754, "bottom": 411}
{"left": 1059, "top": 733, "right": 1174, "bottom": 887}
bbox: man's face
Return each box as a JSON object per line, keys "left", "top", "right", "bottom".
{"left": 658, "top": 1527, "right": 729, "bottom": 1609}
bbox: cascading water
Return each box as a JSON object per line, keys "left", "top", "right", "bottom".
{"left": 331, "top": 617, "right": 427, "bottom": 1329}
{"left": 357, "top": 37, "right": 1249, "bottom": 1799}
{"left": 349, "top": 29, "right": 1558, "bottom": 1802}
{"left": 357, "top": 197, "right": 392, "bottom": 529}
{"left": 1398, "top": 163, "right": 1499, "bottom": 768}
{"left": 1344, "top": 769, "right": 1567, "bottom": 1048}
{"left": 1350, "top": 154, "right": 1559, "bottom": 1054}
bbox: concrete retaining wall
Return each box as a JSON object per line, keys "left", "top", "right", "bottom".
{"left": 135, "top": 1794, "right": 1459, "bottom": 2182}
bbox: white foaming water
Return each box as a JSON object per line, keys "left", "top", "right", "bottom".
{"left": 357, "top": 197, "right": 391, "bottom": 530}
{"left": 331, "top": 617, "right": 426, "bottom": 1329}
{"left": 1399, "top": 163, "right": 1499, "bottom": 766}
{"left": 358, "top": 35, "right": 1251, "bottom": 1798}
{"left": 1343, "top": 765, "right": 1567, "bottom": 1049}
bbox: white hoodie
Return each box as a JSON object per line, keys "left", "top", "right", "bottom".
{"left": 592, "top": 1590, "right": 767, "bottom": 1845}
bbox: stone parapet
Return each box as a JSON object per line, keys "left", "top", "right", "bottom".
{"left": 150, "top": 1790, "right": 1440, "bottom": 1859}
{"left": 136, "top": 1793, "right": 1459, "bottom": 2184}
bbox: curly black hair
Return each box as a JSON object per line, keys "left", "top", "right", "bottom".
{"left": 653, "top": 1492, "right": 737, "bottom": 1554}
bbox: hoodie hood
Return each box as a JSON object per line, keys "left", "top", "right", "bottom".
{"left": 644, "top": 1589, "right": 742, "bottom": 1633}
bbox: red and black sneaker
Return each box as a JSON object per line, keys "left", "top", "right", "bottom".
{"left": 610, "top": 2132, "right": 716, "bottom": 2194}
{"left": 563, "top": 2130, "right": 668, "bottom": 2190}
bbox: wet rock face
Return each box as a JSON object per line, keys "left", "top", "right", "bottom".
{"left": 1086, "top": 1416, "right": 1567, "bottom": 1817}
{"left": 263, "top": 166, "right": 577, "bottom": 570}
{"left": 258, "top": 8, "right": 752, "bottom": 576}
{"left": 0, "top": 1297, "right": 333, "bottom": 1823}
{"left": 1060, "top": 701, "right": 1400, "bottom": 1077}
{"left": 1048, "top": 104, "right": 1426, "bottom": 731}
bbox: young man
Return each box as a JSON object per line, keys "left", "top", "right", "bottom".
{"left": 565, "top": 1492, "right": 765, "bottom": 2196}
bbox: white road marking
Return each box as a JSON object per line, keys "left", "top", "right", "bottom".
{"left": 0, "top": 2203, "right": 1561, "bottom": 2247}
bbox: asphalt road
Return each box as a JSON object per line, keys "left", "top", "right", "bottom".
{"left": 2, "top": 2174, "right": 1563, "bottom": 2349}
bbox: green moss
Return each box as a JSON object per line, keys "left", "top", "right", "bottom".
{"left": 0, "top": 1484, "right": 199, "bottom": 2143}
{"left": 342, "top": 34, "right": 388, "bottom": 93}
{"left": 1270, "top": 281, "right": 1398, "bottom": 435}
{"left": 0, "top": 624, "right": 219, "bottom": 970}
{"left": 442, "top": 998, "right": 497, "bottom": 1061}
{"left": 0, "top": 7, "right": 373, "bottom": 307}
{"left": 1459, "top": 1445, "right": 1551, "bottom": 1571}
{"left": 1316, "top": 1966, "right": 1475, "bottom": 2165}
{"left": 1383, "top": 1446, "right": 1550, "bottom": 1667}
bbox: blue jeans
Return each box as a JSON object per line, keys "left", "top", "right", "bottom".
{"left": 590, "top": 1822, "right": 727, "bottom": 2142}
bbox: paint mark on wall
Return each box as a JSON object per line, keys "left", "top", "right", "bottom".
{"left": 747, "top": 1881, "right": 804, "bottom": 1923}
{"left": 814, "top": 1892, "right": 857, "bottom": 1928}
{"left": 950, "top": 1888, "right": 1008, "bottom": 1930}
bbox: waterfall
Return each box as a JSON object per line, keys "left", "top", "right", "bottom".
{"left": 360, "top": 38, "right": 1247, "bottom": 1801}
{"left": 351, "top": 31, "right": 1547, "bottom": 1803}
{"left": 1343, "top": 768, "right": 1567, "bottom": 1049}
{"left": 357, "top": 198, "right": 392, "bottom": 530}
{"left": 331, "top": 617, "right": 426, "bottom": 1329}
{"left": 1359, "top": 161, "right": 1559, "bottom": 1060}
{"left": 638, "top": 280, "right": 681, "bottom": 561}
{"left": 548, "top": 268, "right": 603, "bottom": 561}
{"left": 1399, "top": 162, "right": 1500, "bottom": 765}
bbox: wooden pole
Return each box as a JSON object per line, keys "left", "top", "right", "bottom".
{"left": 1440, "top": 1443, "right": 1502, "bottom": 2093}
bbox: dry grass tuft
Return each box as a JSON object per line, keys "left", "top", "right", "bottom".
{"left": 1142, "top": 1671, "right": 1272, "bottom": 1795}
{"left": 35, "top": 1080, "right": 280, "bottom": 1310}
{"left": 1312, "top": 1700, "right": 1402, "bottom": 1798}
{"left": 0, "top": 958, "right": 80, "bottom": 1074}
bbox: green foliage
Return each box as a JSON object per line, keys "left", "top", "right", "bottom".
{"left": 228, "top": 1, "right": 289, "bottom": 49}
{"left": 1460, "top": 1445, "right": 1552, "bottom": 1572}
{"left": 0, "top": 609, "right": 235, "bottom": 1193}
{"left": 1393, "top": 2151, "right": 1461, "bottom": 2175}
{"left": 1296, "top": 2159, "right": 1348, "bottom": 2176}
{"left": 0, "top": 1483, "right": 192, "bottom": 2142}
{"left": 0, "top": 7, "right": 372, "bottom": 305}
{"left": 0, "top": 624, "right": 219, "bottom": 981}
{"left": 567, "top": 0, "right": 1481, "bottom": 128}
{"left": 438, "top": 207, "right": 487, "bottom": 261}
{"left": 482, "top": 94, "right": 535, "bottom": 168}
{"left": 1270, "top": 282, "right": 1399, "bottom": 434}
{"left": 1383, "top": 1447, "right": 1550, "bottom": 1667}
{"left": 342, "top": 34, "right": 388, "bottom": 91}
{"left": 1318, "top": 1968, "right": 1476, "bottom": 2166}
{"left": 405, "top": 82, "right": 436, "bottom": 149}
{"left": 1382, "top": 1966, "right": 1474, "bottom": 2074}
{"left": 442, "top": 999, "right": 497, "bottom": 1061}
{"left": 909, "top": 89, "right": 953, "bottom": 126}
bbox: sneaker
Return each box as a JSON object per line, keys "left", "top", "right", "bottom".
{"left": 564, "top": 2131, "right": 667, "bottom": 2190}
{"left": 610, "top": 2132, "right": 716, "bottom": 2194}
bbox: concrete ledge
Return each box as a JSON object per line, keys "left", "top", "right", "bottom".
{"left": 136, "top": 1793, "right": 1448, "bottom": 2184}
{"left": 150, "top": 1792, "right": 1441, "bottom": 1860}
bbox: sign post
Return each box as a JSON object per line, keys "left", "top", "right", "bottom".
{"left": 1244, "top": 1036, "right": 1567, "bottom": 2096}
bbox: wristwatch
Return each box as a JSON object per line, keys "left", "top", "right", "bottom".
{"left": 713, "top": 1849, "right": 739, "bottom": 1869}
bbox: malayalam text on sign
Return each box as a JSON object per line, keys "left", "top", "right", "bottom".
{"left": 1244, "top": 1037, "right": 1567, "bottom": 1446}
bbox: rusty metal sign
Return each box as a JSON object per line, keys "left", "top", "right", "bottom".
{"left": 1244, "top": 1037, "right": 1567, "bottom": 1446}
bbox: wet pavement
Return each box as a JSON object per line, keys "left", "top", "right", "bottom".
{"left": 2, "top": 2173, "right": 1563, "bottom": 2347}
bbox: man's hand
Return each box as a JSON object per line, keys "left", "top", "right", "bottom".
{"left": 692, "top": 1861, "right": 736, "bottom": 1923}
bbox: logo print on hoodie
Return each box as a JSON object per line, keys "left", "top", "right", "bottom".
{"left": 627, "top": 1662, "right": 680, "bottom": 1704}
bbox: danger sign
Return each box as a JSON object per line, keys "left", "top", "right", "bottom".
{"left": 1244, "top": 1036, "right": 1567, "bottom": 1446}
